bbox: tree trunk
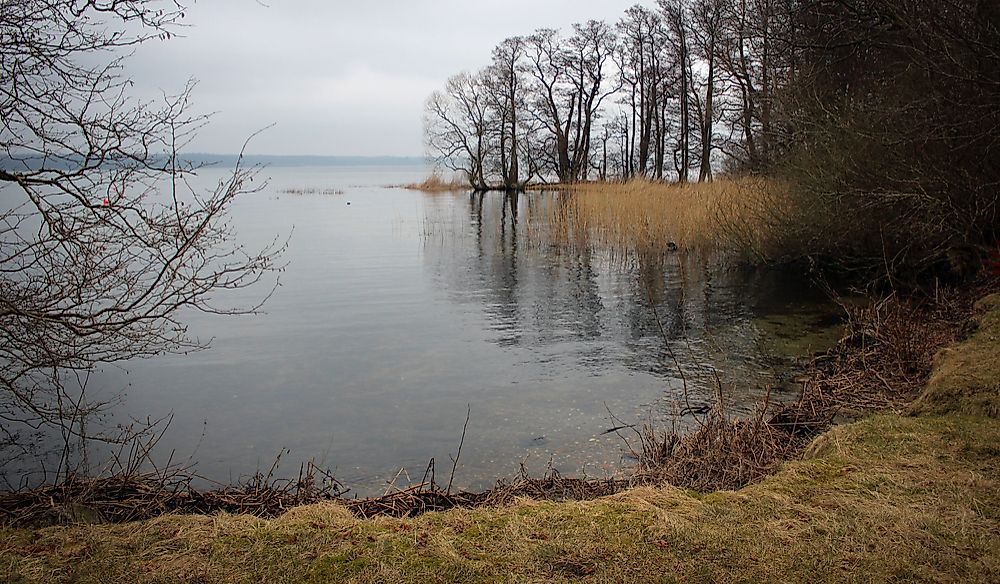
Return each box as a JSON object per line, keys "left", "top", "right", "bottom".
{"left": 698, "top": 37, "right": 715, "bottom": 183}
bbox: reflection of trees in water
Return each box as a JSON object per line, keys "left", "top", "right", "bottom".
{"left": 426, "top": 191, "right": 831, "bottom": 412}
{"left": 470, "top": 192, "right": 522, "bottom": 346}
{"left": 462, "top": 193, "right": 605, "bottom": 349}
{"left": 621, "top": 252, "right": 760, "bottom": 411}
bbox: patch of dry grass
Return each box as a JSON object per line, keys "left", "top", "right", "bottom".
{"left": 629, "top": 393, "right": 830, "bottom": 494}
{"left": 910, "top": 293, "right": 1000, "bottom": 418}
{"left": 541, "top": 177, "right": 787, "bottom": 259}
{"left": 402, "top": 173, "right": 469, "bottom": 192}
{"left": 280, "top": 187, "right": 345, "bottom": 195}
{"left": 2, "top": 414, "right": 998, "bottom": 583}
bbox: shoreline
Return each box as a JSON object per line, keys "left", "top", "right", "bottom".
{"left": 3, "top": 284, "right": 997, "bottom": 581}
{"left": 0, "top": 281, "right": 915, "bottom": 527}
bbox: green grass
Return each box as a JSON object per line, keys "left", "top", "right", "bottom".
{"left": 3, "top": 297, "right": 998, "bottom": 583}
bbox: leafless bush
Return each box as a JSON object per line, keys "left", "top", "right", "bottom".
{"left": 1, "top": 2, "right": 283, "bottom": 476}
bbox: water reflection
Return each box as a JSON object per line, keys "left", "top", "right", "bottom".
{"left": 3, "top": 175, "right": 844, "bottom": 495}
{"left": 424, "top": 190, "right": 842, "bottom": 417}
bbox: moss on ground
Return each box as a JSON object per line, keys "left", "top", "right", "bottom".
{"left": 3, "top": 296, "right": 999, "bottom": 583}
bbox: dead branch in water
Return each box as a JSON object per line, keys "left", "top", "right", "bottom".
{"left": 447, "top": 405, "right": 471, "bottom": 496}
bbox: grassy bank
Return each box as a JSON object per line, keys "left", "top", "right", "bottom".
{"left": 3, "top": 293, "right": 998, "bottom": 582}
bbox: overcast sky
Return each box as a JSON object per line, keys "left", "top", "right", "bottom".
{"left": 129, "top": 0, "right": 654, "bottom": 157}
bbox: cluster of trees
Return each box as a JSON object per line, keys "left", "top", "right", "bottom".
{"left": 426, "top": 0, "right": 999, "bottom": 281}
{"left": 425, "top": 0, "right": 796, "bottom": 189}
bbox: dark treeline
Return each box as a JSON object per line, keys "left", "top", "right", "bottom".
{"left": 425, "top": 0, "right": 1000, "bottom": 283}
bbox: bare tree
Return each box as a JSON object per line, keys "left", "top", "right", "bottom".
{"left": 566, "top": 20, "right": 620, "bottom": 182}
{"left": 523, "top": 28, "right": 573, "bottom": 182}
{"left": 491, "top": 37, "right": 526, "bottom": 190}
{"left": 690, "top": 0, "right": 726, "bottom": 182}
{"left": 0, "top": 1, "right": 282, "bottom": 477}
{"left": 661, "top": 0, "right": 693, "bottom": 182}
{"left": 522, "top": 24, "right": 617, "bottom": 184}
{"left": 424, "top": 71, "right": 493, "bottom": 190}
{"left": 616, "top": 5, "right": 667, "bottom": 178}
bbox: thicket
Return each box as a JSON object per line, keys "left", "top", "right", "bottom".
{"left": 425, "top": 0, "right": 1000, "bottom": 283}
{"left": 780, "top": 1, "right": 1000, "bottom": 283}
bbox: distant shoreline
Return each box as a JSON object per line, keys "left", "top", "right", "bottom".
{"left": 179, "top": 154, "right": 432, "bottom": 168}
{"left": 0, "top": 153, "right": 432, "bottom": 171}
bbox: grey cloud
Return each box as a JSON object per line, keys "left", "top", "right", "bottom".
{"left": 127, "top": 0, "right": 651, "bottom": 155}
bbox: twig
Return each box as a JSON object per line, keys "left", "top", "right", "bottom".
{"left": 447, "top": 404, "right": 471, "bottom": 496}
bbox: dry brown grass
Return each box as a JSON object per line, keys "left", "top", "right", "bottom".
{"left": 402, "top": 173, "right": 469, "bottom": 192}
{"left": 3, "top": 413, "right": 999, "bottom": 583}
{"left": 540, "top": 177, "right": 787, "bottom": 259}
{"left": 910, "top": 293, "right": 1000, "bottom": 418}
{"left": 631, "top": 404, "right": 812, "bottom": 493}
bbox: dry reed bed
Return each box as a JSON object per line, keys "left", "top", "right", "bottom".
{"left": 279, "top": 187, "right": 344, "bottom": 195}
{"left": 402, "top": 174, "right": 469, "bottom": 192}
{"left": 631, "top": 403, "right": 819, "bottom": 493}
{"left": 539, "top": 178, "right": 787, "bottom": 258}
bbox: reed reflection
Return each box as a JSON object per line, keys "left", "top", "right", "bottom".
{"left": 424, "top": 190, "right": 843, "bottom": 415}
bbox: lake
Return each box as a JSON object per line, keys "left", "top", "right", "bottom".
{"left": 6, "top": 163, "right": 844, "bottom": 495}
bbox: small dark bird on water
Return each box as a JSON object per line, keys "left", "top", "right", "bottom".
{"left": 679, "top": 404, "right": 712, "bottom": 415}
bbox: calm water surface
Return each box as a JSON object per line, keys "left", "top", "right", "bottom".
{"left": 47, "top": 165, "right": 842, "bottom": 494}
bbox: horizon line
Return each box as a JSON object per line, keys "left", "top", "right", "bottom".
{"left": 187, "top": 152, "right": 430, "bottom": 160}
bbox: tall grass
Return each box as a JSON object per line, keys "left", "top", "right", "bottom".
{"left": 540, "top": 178, "right": 787, "bottom": 261}
{"left": 403, "top": 173, "right": 469, "bottom": 192}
